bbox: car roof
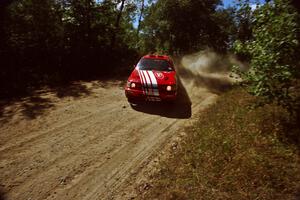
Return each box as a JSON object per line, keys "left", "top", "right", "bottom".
{"left": 142, "top": 54, "right": 171, "bottom": 61}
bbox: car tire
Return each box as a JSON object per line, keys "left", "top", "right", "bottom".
{"left": 128, "top": 99, "right": 139, "bottom": 107}
{"left": 130, "top": 102, "right": 138, "bottom": 107}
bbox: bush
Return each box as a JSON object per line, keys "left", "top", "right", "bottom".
{"left": 233, "top": 0, "right": 299, "bottom": 111}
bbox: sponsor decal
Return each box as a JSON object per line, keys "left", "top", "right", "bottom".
{"left": 154, "top": 72, "right": 164, "bottom": 79}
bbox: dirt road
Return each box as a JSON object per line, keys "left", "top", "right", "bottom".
{"left": 0, "top": 64, "right": 233, "bottom": 199}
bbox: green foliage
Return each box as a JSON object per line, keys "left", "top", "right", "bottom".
{"left": 140, "top": 0, "right": 234, "bottom": 54}
{"left": 231, "top": 0, "right": 255, "bottom": 62}
{"left": 0, "top": 0, "right": 140, "bottom": 96}
{"left": 233, "top": 0, "right": 299, "bottom": 110}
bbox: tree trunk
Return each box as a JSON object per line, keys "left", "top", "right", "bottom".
{"left": 111, "top": 0, "right": 125, "bottom": 48}
{"left": 136, "top": 0, "right": 145, "bottom": 37}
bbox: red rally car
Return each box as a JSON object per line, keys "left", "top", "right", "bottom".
{"left": 125, "top": 54, "right": 177, "bottom": 104}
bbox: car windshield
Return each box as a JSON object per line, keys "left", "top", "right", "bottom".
{"left": 137, "top": 58, "right": 173, "bottom": 71}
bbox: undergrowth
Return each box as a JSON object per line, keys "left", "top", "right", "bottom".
{"left": 142, "top": 88, "right": 300, "bottom": 200}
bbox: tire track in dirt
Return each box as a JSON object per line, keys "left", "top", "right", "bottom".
{"left": 0, "top": 104, "right": 122, "bottom": 181}
{"left": 1, "top": 105, "right": 127, "bottom": 188}
{"left": 0, "top": 97, "right": 124, "bottom": 153}
{"left": 6, "top": 113, "right": 159, "bottom": 200}
{"left": 45, "top": 118, "right": 180, "bottom": 200}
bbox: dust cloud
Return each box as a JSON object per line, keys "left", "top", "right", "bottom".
{"left": 180, "top": 49, "right": 247, "bottom": 75}
{"left": 176, "top": 49, "right": 246, "bottom": 95}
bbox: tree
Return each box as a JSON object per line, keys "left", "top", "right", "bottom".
{"left": 2, "top": 0, "right": 63, "bottom": 88}
{"left": 235, "top": 0, "right": 254, "bottom": 43}
{"left": 140, "top": 0, "right": 233, "bottom": 54}
{"left": 234, "top": 0, "right": 299, "bottom": 110}
{"left": 110, "top": 0, "right": 126, "bottom": 48}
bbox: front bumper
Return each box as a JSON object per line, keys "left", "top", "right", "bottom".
{"left": 125, "top": 87, "right": 176, "bottom": 103}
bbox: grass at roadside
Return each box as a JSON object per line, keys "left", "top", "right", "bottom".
{"left": 142, "top": 88, "right": 300, "bottom": 200}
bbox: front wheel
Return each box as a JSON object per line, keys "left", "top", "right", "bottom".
{"left": 127, "top": 98, "right": 139, "bottom": 107}
{"left": 129, "top": 102, "right": 138, "bottom": 107}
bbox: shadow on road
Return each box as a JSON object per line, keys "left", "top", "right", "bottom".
{"left": 131, "top": 78, "right": 192, "bottom": 119}
{"left": 0, "top": 77, "right": 125, "bottom": 123}
{"left": 54, "top": 82, "right": 92, "bottom": 98}
{"left": 20, "top": 96, "right": 55, "bottom": 119}
{"left": 0, "top": 82, "right": 93, "bottom": 122}
{"left": 0, "top": 187, "right": 6, "bottom": 200}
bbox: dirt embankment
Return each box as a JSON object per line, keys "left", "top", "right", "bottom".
{"left": 0, "top": 52, "right": 236, "bottom": 200}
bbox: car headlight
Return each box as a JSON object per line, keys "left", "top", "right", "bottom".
{"left": 166, "top": 85, "right": 172, "bottom": 91}
{"left": 127, "top": 81, "right": 136, "bottom": 88}
{"left": 131, "top": 82, "right": 136, "bottom": 88}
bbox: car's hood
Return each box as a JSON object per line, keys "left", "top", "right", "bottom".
{"left": 128, "top": 68, "right": 176, "bottom": 85}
